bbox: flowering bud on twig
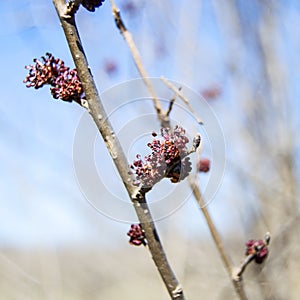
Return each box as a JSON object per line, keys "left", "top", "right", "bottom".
{"left": 23, "top": 53, "right": 84, "bottom": 103}
{"left": 24, "top": 53, "right": 68, "bottom": 89}
{"left": 233, "top": 233, "right": 270, "bottom": 282}
{"left": 197, "top": 158, "right": 210, "bottom": 173}
{"left": 127, "top": 224, "right": 147, "bottom": 246}
{"left": 245, "top": 238, "right": 269, "bottom": 264}
{"left": 50, "top": 69, "right": 83, "bottom": 102}
{"left": 129, "top": 126, "right": 199, "bottom": 188}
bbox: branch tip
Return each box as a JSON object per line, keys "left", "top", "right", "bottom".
{"left": 234, "top": 232, "right": 271, "bottom": 281}
{"left": 161, "top": 77, "right": 204, "bottom": 125}
{"left": 110, "top": 0, "right": 127, "bottom": 32}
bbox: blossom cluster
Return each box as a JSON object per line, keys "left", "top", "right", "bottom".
{"left": 127, "top": 224, "right": 146, "bottom": 246}
{"left": 129, "top": 126, "right": 192, "bottom": 188}
{"left": 23, "top": 53, "right": 83, "bottom": 103}
{"left": 245, "top": 239, "right": 269, "bottom": 264}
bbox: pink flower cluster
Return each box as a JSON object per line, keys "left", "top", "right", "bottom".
{"left": 23, "top": 53, "right": 83, "bottom": 103}
{"left": 50, "top": 69, "right": 83, "bottom": 102}
{"left": 197, "top": 158, "right": 210, "bottom": 173}
{"left": 127, "top": 224, "right": 146, "bottom": 246}
{"left": 245, "top": 239, "right": 269, "bottom": 264}
{"left": 129, "top": 126, "right": 192, "bottom": 188}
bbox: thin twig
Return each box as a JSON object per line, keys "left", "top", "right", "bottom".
{"left": 109, "top": 0, "right": 170, "bottom": 127}
{"left": 52, "top": 1, "right": 185, "bottom": 299}
{"left": 166, "top": 87, "right": 181, "bottom": 117}
{"left": 234, "top": 254, "right": 256, "bottom": 281}
{"left": 188, "top": 178, "right": 233, "bottom": 275}
{"left": 233, "top": 232, "right": 271, "bottom": 281}
{"left": 189, "top": 177, "right": 248, "bottom": 300}
{"left": 161, "top": 77, "right": 204, "bottom": 125}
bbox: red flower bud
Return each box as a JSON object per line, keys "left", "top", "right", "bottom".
{"left": 127, "top": 224, "right": 146, "bottom": 246}
{"left": 197, "top": 158, "right": 210, "bottom": 173}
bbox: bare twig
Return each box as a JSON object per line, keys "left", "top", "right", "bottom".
{"left": 166, "top": 96, "right": 175, "bottom": 117}
{"left": 166, "top": 87, "right": 181, "bottom": 117}
{"left": 52, "top": 1, "right": 185, "bottom": 299}
{"left": 188, "top": 178, "right": 232, "bottom": 275}
{"left": 234, "top": 254, "right": 256, "bottom": 281}
{"left": 188, "top": 177, "right": 248, "bottom": 300}
{"left": 161, "top": 77, "right": 204, "bottom": 125}
{"left": 109, "top": 0, "right": 170, "bottom": 127}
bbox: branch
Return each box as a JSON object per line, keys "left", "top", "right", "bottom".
{"left": 166, "top": 87, "right": 181, "bottom": 117}
{"left": 188, "top": 179, "right": 232, "bottom": 274}
{"left": 52, "top": 1, "right": 184, "bottom": 299}
{"left": 233, "top": 232, "right": 271, "bottom": 281}
{"left": 234, "top": 254, "right": 256, "bottom": 281}
{"left": 109, "top": 0, "right": 170, "bottom": 127}
{"left": 189, "top": 178, "right": 248, "bottom": 300}
{"left": 161, "top": 77, "right": 204, "bottom": 125}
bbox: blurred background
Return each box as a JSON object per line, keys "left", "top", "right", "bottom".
{"left": 0, "top": 0, "right": 299, "bottom": 299}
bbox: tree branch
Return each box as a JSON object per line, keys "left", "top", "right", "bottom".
{"left": 109, "top": 0, "right": 170, "bottom": 127}
{"left": 189, "top": 178, "right": 248, "bottom": 300}
{"left": 161, "top": 77, "right": 204, "bottom": 125}
{"left": 52, "top": 0, "right": 185, "bottom": 299}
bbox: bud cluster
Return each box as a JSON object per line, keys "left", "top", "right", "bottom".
{"left": 127, "top": 224, "right": 146, "bottom": 246}
{"left": 245, "top": 239, "right": 269, "bottom": 264}
{"left": 23, "top": 53, "right": 83, "bottom": 103}
{"left": 129, "top": 126, "right": 192, "bottom": 188}
{"left": 197, "top": 158, "right": 211, "bottom": 173}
